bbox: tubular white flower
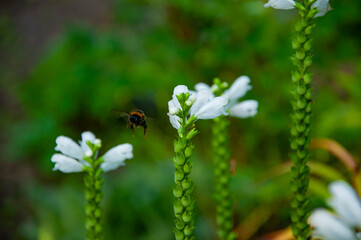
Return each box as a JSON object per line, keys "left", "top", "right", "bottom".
{"left": 229, "top": 100, "right": 258, "bottom": 118}
{"left": 80, "top": 131, "right": 96, "bottom": 154}
{"left": 51, "top": 154, "right": 84, "bottom": 173}
{"left": 264, "top": 0, "right": 331, "bottom": 17}
{"left": 223, "top": 76, "right": 252, "bottom": 106}
{"left": 312, "top": 0, "right": 332, "bottom": 17}
{"left": 55, "top": 136, "right": 83, "bottom": 160}
{"left": 264, "top": 0, "right": 296, "bottom": 10}
{"left": 328, "top": 181, "right": 361, "bottom": 227}
{"left": 309, "top": 209, "right": 357, "bottom": 240}
{"left": 101, "top": 143, "right": 133, "bottom": 172}
{"left": 194, "top": 96, "right": 228, "bottom": 119}
{"left": 168, "top": 85, "right": 228, "bottom": 129}
{"left": 168, "top": 113, "right": 181, "bottom": 129}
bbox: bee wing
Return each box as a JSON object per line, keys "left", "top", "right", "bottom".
{"left": 111, "top": 109, "right": 129, "bottom": 119}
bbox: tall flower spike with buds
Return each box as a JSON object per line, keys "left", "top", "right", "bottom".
{"left": 168, "top": 85, "right": 228, "bottom": 240}
{"left": 309, "top": 181, "right": 361, "bottom": 240}
{"left": 51, "top": 131, "right": 133, "bottom": 240}
{"left": 264, "top": 0, "right": 331, "bottom": 17}
{"left": 264, "top": 1, "right": 332, "bottom": 239}
{"left": 194, "top": 77, "right": 258, "bottom": 240}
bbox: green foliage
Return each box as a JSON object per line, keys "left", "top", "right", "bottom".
{"left": 1, "top": 0, "right": 361, "bottom": 239}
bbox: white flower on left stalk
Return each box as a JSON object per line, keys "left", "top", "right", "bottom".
{"left": 309, "top": 181, "right": 361, "bottom": 240}
{"left": 168, "top": 85, "right": 228, "bottom": 129}
{"left": 194, "top": 76, "right": 258, "bottom": 119}
{"left": 51, "top": 131, "right": 133, "bottom": 173}
{"left": 264, "top": 0, "right": 331, "bottom": 18}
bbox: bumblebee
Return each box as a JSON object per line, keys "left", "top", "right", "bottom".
{"left": 119, "top": 110, "right": 147, "bottom": 138}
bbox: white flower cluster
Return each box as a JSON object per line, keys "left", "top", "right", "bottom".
{"left": 51, "top": 131, "right": 133, "bottom": 173}
{"left": 309, "top": 181, "right": 361, "bottom": 240}
{"left": 264, "top": 0, "right": 331, "bottom": 17}
{"left": 168, "top": 76, "right": 258, "bottom": 129}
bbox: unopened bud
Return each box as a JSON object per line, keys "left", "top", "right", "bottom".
{"left": 170, "top": 107, "right": 180, "bottom": 115}
{"left": 85, "top": 150, "right": 93, "bottom": 157}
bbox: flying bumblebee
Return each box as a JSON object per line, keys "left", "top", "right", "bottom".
{"left": 118, "top": 110, "right": 147, "bottom": 138}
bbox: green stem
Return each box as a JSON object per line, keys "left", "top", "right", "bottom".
{"left": 212, "top": 116, "right": 236, "bottom": 240}
{"left": 289, "top": 1, "right": 317, "bottom": 239}
{"left": 84, "top": 157, "right": 103, "bottom": 240}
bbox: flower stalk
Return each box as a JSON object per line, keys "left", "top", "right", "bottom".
{"left": 83, "top": 141, "right": 104, "bottom": 240}
{"left": 289, "top": 1, "right": 319, "bottom": 239}
{"left": 172, "top": 92, "right": 198, "bottom": 240}
{"left": 212, "top": 80, "right": 236, "bottom": 240}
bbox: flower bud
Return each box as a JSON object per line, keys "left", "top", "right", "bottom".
{"left": 174, "top": 200, "right": 184, "bottom": 215}
{"left": 304, "top": 56, "right": 312, "bottom": 68}
{"left": 188, "top": 94, "right": 196, "bottom": 103}
{"left": 185, "top": 100, "right": 193, "bottom": 107}
{"left": 183, "top": 163, "right": 192, "bottom": 174}
{"left": 174, "top": 229, "right": 184, "bottom": 240}
{"left": 170, "top": 107, "right": 180, "bottom": 115}
{"left": 181, "top": 195, "right": 192, "bottom": 207}
{"left": 175, "top": 219, "right": 185, "bottom": 230}
{"left": 85, "top": 150, "right": 93, "bottom": 157}
{"left": 182, "top": 179, "right": 192, "bottom": 189}
{"left": 296, "top": 51, "right": 305, "bottom": 60}
{"left": 184, "top": 146, "right": 193, "bottom": 158}
{"left": 173, "top": 186, "right": 183, "bottom": 198}
{"left": 175, "top": 169, "right": 185, "bottom": 182}
{"left": 210, "top": 84, "right": 219, "bottom": 93}
{"left": 183, "top": 225, "right": 193, "bottom": 236}
{"left": 182, "top": 211, "right": 192, "bottom": 223}
{"left": 175, "top": 154, "right": 186, "bottom": 165}
{"left": 303, "top": 73, "right": 312, "bottom": 84}
{"left": 186, "top": 128, "right": 198, "bottom": 140}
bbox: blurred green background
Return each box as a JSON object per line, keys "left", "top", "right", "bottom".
{"left": 1, "top": 0, "right": 361, "bottom": 239}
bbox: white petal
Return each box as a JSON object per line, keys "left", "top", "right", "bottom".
{"left": 168, "top": 113, "right": 181, "bottom": 129}
{"left": 328, "top": 181, "right": 361, "bottom": 227}
{"left": 195, "top": 83, "right": 210, "bottom": 92}
{"left": 194, "top": 96, "right": 228, "bottom": 119}
{"left": 51, "top": 154, "right": 84, "bottom": 173}
{"left": 101, "top": 161, "right": 126, "bottom": 172}
{"left": 312, "top": 0, "right": 331, "bottom": 17}
{"left": 264, "top": 0, "right": 296, "bottom": 9}
{"left": 229, "top": 100, "right": 258, "bottom": 118}
{"left": 80, "top": 131, "right": 96, "bottom": 154}
{"left": 309, "top": 209, "right": 357, "bottom": 240}
{"left": 223, "top": 76, "right": 252, "bottom": 106}
{"left": 190, "top": 89, "right": 211, "bottom": 116}
{"left": 55, "top": 136, "right": 83, "bottom": 160}
{"left": 102, "top": 143, "right": 133, "bottom": 164}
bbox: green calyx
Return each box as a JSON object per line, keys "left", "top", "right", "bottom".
{"left": 172, "top": 94, "right": 198, "bottom": 239}
{"left": 290, "top": 1, "right": 316, "bottom": 239}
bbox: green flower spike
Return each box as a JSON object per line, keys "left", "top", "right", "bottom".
{"left": 52, "top": 131, "right": 133, "bottom": 240}
{"left": 193, "top": 77, "right": 258, "bottom": 240}
{"left": 264, "top": 1, "right": 331, "bottom": 239}
{"left": 168, "top": 85, "right": 228, "bottom": 240}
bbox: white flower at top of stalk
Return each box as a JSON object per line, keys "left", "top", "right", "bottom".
{"left": 168, "top": 85, "right": 229, "bottom": 129}
{"left": 309, "top": 181, "right": 361, "bottom": 240}
{"left": 51, "top": 131, "right": 133, "bottom": 173}
{"left": 194, "top": 76, "right": 258, "bottom": 119}
{"left": 264, "top": 0, "right": 332, "bottom": 18}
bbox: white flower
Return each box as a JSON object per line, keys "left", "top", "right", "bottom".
{"left": 309, "top": 209, "right": 358, "bottom": 240}
{"left": 264, "top": 0, "right": 331, "bottom": 18}
{"left": 309, "top": 181, "right": 361, "bottom": 240}
{"left": 100, "top": 144, "right": 133, "bottom": 172}
{"left": 167, "top": 85, "right": 228, "bottom": 129}
{"left": 328, "top": 181, "right": 361, "bottom": 227}
{"left": 52, "top": 131, "right": 133, "bottom": 173}
{"left": 194, "top": 76, "right": 258, "bottom": 119}
{"left": 264, "top": 0, "right": 296, "bottom": 10}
